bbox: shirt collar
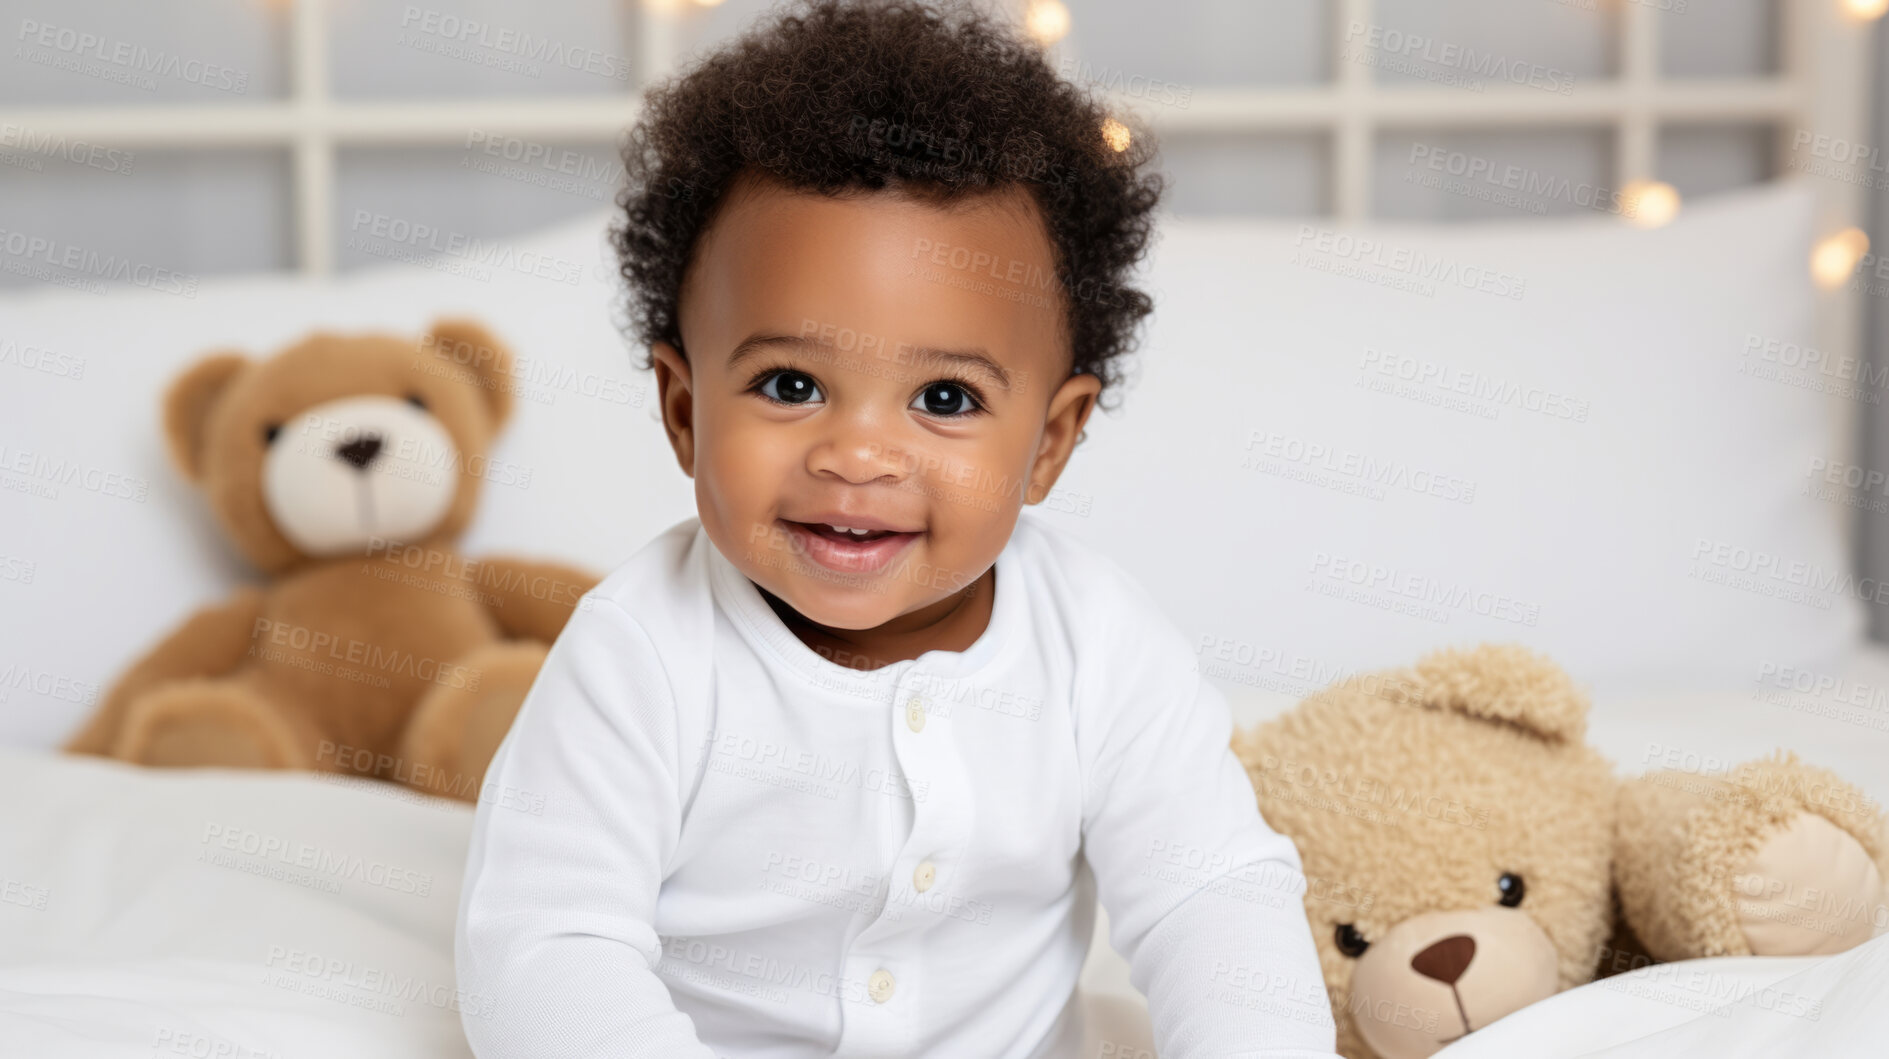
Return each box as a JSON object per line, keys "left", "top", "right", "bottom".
{"left": 702, "top": 518, "right": 1028, "bottom": 693}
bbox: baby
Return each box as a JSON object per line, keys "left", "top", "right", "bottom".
{"left": 456, "top": 1, "right": 1337, "bottom": 1056}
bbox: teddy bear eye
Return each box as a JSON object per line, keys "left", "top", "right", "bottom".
{"left": 1335, "top": 923, "right": 1370, "bottom": 957}
{"left": 1498, "top": 872, "right": 1526, "bottom": 907}
{"left": 262, "top": 423, "right": 282, "bottom": 445}
{"left": 405, "top": 392, "right": 427, "bottom": 411}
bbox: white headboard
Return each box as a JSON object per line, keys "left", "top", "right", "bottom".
{"left": 3, "top": 0, "right": 1876, "bottom": 370}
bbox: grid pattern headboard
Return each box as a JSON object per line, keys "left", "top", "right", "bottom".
{"left": 2, "top": 0, "right": 1878, "bottom": 369}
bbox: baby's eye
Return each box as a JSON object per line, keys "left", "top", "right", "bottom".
{"left": 756, "top": 370, "right": 821, "bottom": 405}
{"left": 911, "top": 381, "right": 981, "bottom": 417}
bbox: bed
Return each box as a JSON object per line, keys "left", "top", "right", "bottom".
{"left": 3, "top": 177, "right": 1887, "bottom": 1056}
{"left": 7, "top": 648, "right": 1889, "bottom": 1058}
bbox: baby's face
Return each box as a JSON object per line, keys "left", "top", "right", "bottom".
{"left": 651, "top": 172, "right": 1098, "bottom": 632}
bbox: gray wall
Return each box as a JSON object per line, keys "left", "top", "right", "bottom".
{"left": 1, "top": 0, "right": 1787, "bottom": 276}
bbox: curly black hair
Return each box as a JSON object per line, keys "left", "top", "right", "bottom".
{"left": 609, "top": 0, "right": 1164, "bottom": 410}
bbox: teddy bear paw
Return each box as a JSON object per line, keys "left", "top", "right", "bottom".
{"left": 1731, "top": 811, "right": 1886, "bottom": 957}
{"left": 113, "top": 682, "right": 312, "bottom": 769}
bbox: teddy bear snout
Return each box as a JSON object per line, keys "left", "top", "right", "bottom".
{"left": 260, "top": 394, "right": 462, "bottom": 557}
{"left": 1347, "top": 907, "right": 1560, "bottom": 1059}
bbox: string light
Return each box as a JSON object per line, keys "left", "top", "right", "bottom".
{"left": 1812, "top": 227, "right": 1870, "bottom": 289}
{"left": 1024, "top": 1, "right": 1071, "bottom": 46}
{"left": 1620, "top": 180, "right": 1680, "bottom": 229}
{"left": 1101, "top": 117, "right": 1131, "bottom": 152}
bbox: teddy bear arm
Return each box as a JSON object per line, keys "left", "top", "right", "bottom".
{"left": 65, "top": 586, "right": 267, "bottom": 756}
{"left": 472, "top": 557, "right": 598, "bottom": 643}
{"left": 1616, "top": 757, "right": 1888, "bottom": 962}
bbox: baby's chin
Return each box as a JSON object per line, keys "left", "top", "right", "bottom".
{"left": 761, "top": 572, "right": 916, "bottom": 632}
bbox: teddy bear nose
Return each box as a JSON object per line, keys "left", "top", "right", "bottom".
{"left": 335, "top": 434, "right": 384, "bottom": 471}
{"left": 1410, "top": 934, "right": 1477, "bottom": 985}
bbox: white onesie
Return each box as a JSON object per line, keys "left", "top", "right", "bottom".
{"left": 456, "top": 510, "right": 1339, "bottom": 1058}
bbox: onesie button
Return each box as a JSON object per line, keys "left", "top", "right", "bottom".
{"left": 913, "top": 860, "right": 936, "bottom": 893}
{"left": 905, "top": 697, "right": 926, "bottom": 732}
{"left": 868, "top": 968, "right": 896, "bottom": 1003}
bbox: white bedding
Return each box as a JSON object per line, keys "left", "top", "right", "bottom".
{"left": 8, "top": 647, "right": 1889, "bottom": 1057}
{"left": 0, "top": 749, "right": 475, "bottom": 1058}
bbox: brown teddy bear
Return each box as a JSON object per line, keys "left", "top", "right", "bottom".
{"left": 64, "top": 319, "right": 597, "bottom": 802}
{"left": 1231, "top": 644, "right": 1887, "bottom": 1059}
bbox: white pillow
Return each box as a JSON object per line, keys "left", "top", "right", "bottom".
{"left": 1043, "top": 179, "right": 1862, "bottom": 699}
{"left": 0, "top": 180, "right": 1857, "bottom": 747}
{"left": 1433, "top": 936, "right": 1889, "bottom": 1058}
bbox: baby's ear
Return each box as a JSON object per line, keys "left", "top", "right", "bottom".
{"left": 1411, "top": 643, "right": 1588, "bottom": 743}
{"left": 423, "top": 317, "right": 515, "bottom": 430}
{"left": 163, "top": 352, "right": 250, "bottom": 481}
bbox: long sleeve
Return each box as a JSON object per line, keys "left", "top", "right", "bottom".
{"left": 455, "top": 596, "right": 719, "bottom": 1059}
{"left": 1078, "top": 611, "right": 1340, "bottom": 1059}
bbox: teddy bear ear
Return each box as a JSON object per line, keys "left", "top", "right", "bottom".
{"left": 422, "top": 317, "right": 514, "bottom": 430}
{"left": 163, "top": 352, "right": 250, "bottom": 482}
{"left": 1411, "top": 643, "right": 1589, "bottom": 743}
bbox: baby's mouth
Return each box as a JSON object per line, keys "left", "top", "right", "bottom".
{"left": 776, "top": 519, "right": 921, "bottom": 575}
{"left": 792, "top": 521, "right": 902, "bottom": 543}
